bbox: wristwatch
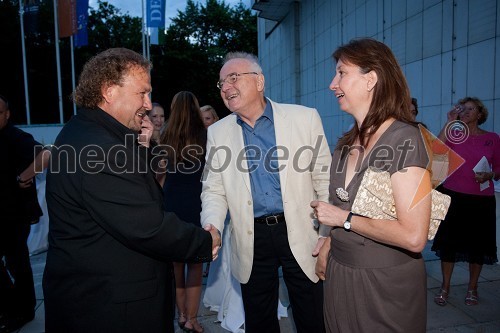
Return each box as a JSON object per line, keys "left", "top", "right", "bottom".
{"left": 344, "top": 212, "right": 354, "bottom": 230}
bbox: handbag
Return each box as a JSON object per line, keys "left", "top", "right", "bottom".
{"left": 351, "top": 167, "right": 451, "bottom": 240}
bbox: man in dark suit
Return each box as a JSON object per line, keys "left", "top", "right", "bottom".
{"left": 0, "top": 94, "right": 50, "bottom": 333}
{"left": 43, "top": 48, "right": 220, "bottom": 333}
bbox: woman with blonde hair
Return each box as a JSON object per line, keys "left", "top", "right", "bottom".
{"left": 200, "top": 105, "right": 219, "bottom": 128}
{"left": 432, "top": 97, "right": 499, "bottom": 306}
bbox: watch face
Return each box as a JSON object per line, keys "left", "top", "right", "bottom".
{"left": 344, "top": 221, "right": 351, "bottom": 230}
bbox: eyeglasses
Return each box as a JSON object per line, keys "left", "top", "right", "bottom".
{"left": 216, "top": 72, "right": 259, "bottom": 90}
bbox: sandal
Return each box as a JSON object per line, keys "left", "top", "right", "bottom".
{"left": 465, "top": 289, "right": 478, "bottom": 306}
{"left": 178, "top": 313, "right": 187, "bottom": 329}
{"left": 434, "top": 288, "right": 449, "bottom": 306}
{"left": 183, "top": 318, "right": 204, "bottom": 333}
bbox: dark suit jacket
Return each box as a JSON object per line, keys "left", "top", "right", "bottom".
{"left": 0, "top": 123, "right": 43, "bottom": 223}
{"left": 43, "top": 108, "right": 212, "bottom": 333}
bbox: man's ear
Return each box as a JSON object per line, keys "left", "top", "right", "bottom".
{"left": 101, "top": 84, "right": 115, "bottom": 104}
{"left": 366, "top": 70, "right": 378, "bottom": 92}
{"left": 257, "top": 74, "right": 265, "bottom": 92}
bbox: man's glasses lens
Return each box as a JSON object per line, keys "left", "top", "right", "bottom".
{"left": 216, "top": 72, "right": 258, "bottom": 90}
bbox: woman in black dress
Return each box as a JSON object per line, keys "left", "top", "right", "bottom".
{"left": 159, "top": 91, "right": 207, "bottom": 333}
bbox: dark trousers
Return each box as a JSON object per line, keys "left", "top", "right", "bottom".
{"left": 0, "top": 221, "right": 36, "bottom": 319}
{"left": 240, "top": 221, "right": 325, "bottom": 333}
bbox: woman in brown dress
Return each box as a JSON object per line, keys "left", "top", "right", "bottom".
{"left": 311, "top": 38, "right": 432, "bottom": 332}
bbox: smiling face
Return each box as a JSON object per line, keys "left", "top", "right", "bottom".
{"left": 100, "top": 66, "right": 152, "bottom": 132}
{"left": 149, "top": 105, "right": 165, "bottom": 131}
{"left": 219, "top": 58, "right": 264, "bottom": 123}
{"left": 329, "top": 59, "right": 375, "bottom": 119}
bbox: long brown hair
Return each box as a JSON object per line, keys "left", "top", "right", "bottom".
{"left": 160, "top": 91, "right": 206, "bottom": 163}
{"left": 333, "top": 38, "right": 414, "bottom": 151}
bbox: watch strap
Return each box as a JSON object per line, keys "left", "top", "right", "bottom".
{"left": 346, "top": 211, "right": 354, "bottom": 223}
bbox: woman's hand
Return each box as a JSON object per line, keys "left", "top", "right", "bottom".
{"left": 310, "top": 200, "right": 347, "bottom": 228}
{"left": 475, "top": 172, "right": 495, "bottom": 184}
{"left": 315, "top": 237, "right": 331, "bottom": 280}
{"left": 446, "top": 105, "right": 462, "bottom": 122}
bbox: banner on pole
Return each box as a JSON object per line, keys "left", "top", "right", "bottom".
{"left": 146, "top": 0, "right": 166, "bottom": 28}
{"left": 150, "top": 28, "right": 166, "bottom": 45}
{"left": 23, "top": 0, "right": 42, "bottom": 34}
{"left": 58, "top": 0, "right": 77, "bottom": 38}
{"left": 75, "top": 0, "right": 89, "bottom": 47}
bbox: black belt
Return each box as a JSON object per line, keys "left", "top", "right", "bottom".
{"left": 254, "top": 213, "right": 285, "bottom": 226}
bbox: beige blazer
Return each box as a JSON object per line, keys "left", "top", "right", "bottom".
{"left": 201, "top": 98, "right": 331, "bottom": 283}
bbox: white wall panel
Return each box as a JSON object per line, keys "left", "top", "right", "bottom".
{"left": 406, "top": 13, "right": 423, "bottom": 63}
{"left": 454, "top": 0, "right": 469, "bottom": 48}
{"left": 355, "top": 4, "right": 367, "bottom": 37}
{"left": 467, "top": 40, "right": 495, "bottom": 100}
{"left": 405, "top": 61, "right": 423, "bottom": 103}
{"left": 441, "top": 0, "right": 453, "bottom": 53}
{"left": 468, "top": 0, "right": 496, "bottom": 44}
{"left": 383, "top": 0, "right": 392, "bottom": 27}
{"left": 407, "top": 0, "right": 423, "bottom": 17}
{"left": 422, "top": 55, "right": 442, "bottom": 106}
{"left": 391, "top": 22, "right": 406, "bottom": 63}
{"left": 480, "top": 100, "right": 494, "bottom": 132}
{"left": 423, "top": 3, "right": 442, "bottom": 58}
{"left": 424, "top": 0, "right": 441, "bottom": 9}
{"left": 452, "top": 47, "right": 467, "bottom": 101}
{"left": 496, "top": 38, "right": 500, "bottom": 99}
{"left": 441, "top": 51, "right": 453, "bottom": 104}
{"left": 391, "top": 0, "right": 406, "bottom": 24}
{"left": 365, "top": 0, "right": 378, "bottom": 33}
{"left": 256, "top": 0, "right": 500, "bottom": 141}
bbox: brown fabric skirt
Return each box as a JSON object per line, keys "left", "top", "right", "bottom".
{"left": 324, "top": 235, "right": 427, "bottom": 333}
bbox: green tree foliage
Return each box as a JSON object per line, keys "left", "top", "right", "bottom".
{"left": 153, "top": 0, "right": 257, "bottom": 118}
{"left": 0, "top": 0, "right": 256, "bottom": 124}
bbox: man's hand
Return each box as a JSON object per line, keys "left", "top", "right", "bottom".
{"left": 312, "top": 237, "right": 326, "bottom": 257}
{"left": 17, "top": 176, "right": 34, "bottom": 189}
{"left": 204, "top": 223, "right": 221, "bottom": 260}
{"left": 315, "top": 236, "right": 331, "bottom": 280}
{"left": 138, "top": 115, "right": 153, "bottom": 147}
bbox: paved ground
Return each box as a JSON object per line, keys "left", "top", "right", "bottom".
{"left": 14, "top": 241, "right": 500, "bottom": 333}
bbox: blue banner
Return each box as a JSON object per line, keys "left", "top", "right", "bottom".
{"left": 23, "top": 0, "right": 42, "bottom": 34}
{"left": 74, "top": 0, "right": 89, "bottom": 47}
{"left": 146, "top": 0, "right": 166, "bottom": 28}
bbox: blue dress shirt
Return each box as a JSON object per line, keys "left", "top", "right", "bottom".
{"left": 237, "top": 101, "right": 284, "bottom": 218}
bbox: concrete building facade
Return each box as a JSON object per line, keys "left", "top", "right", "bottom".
{"left": 251, "top": 0, "right": 500, "bottom": 148}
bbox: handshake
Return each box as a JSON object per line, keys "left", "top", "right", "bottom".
{"left": 204, "top": 224, "right": 222, "bottom": 260}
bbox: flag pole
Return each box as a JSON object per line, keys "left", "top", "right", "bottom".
{"left": 70, "top": 35, "right": 76, "bottom": 115}
{"left": 53, "top": 0, "right": 64, "bottom": 124}
{"left": 18, "top": 0, "right": 31, "bottom": 125}
{"left": 142, "top": 0, "right": 146, "bottom": 57}
{"left": 147, "top": 28, "right": 151, "bottom": 61}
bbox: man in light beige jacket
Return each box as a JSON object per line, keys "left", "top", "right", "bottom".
{"left": 201, "top": 52, "right": 331, "bottom": 333}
